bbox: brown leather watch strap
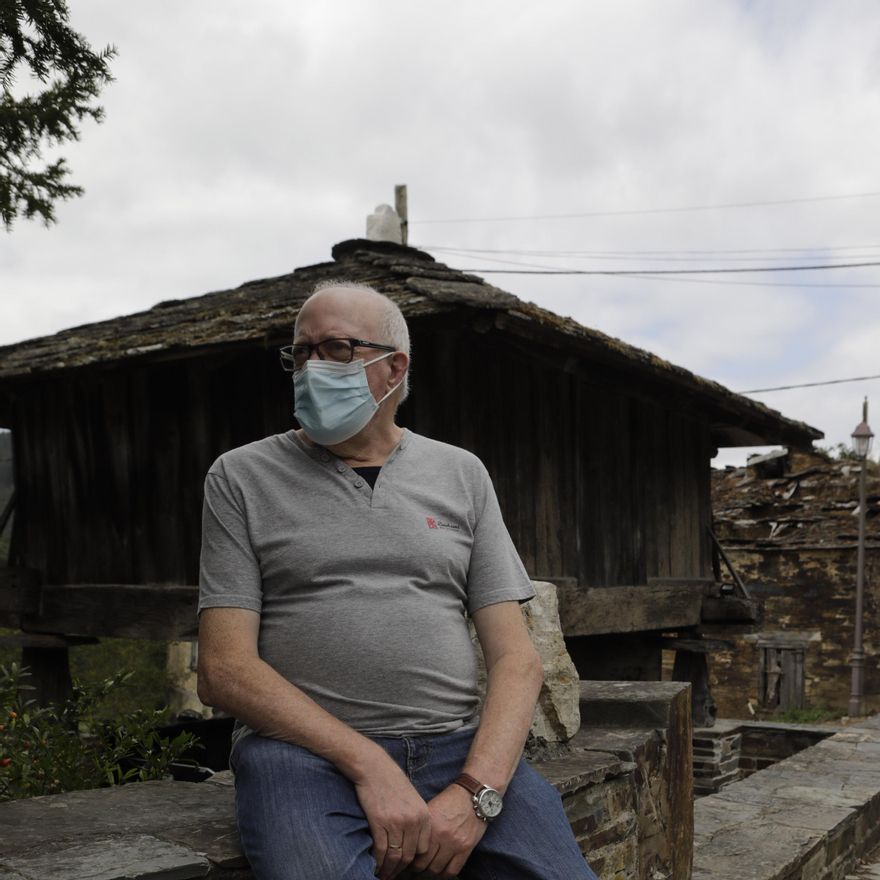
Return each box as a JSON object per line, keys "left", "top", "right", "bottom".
{"left": 453, "top": 772, "right": 483, "bottom": 796}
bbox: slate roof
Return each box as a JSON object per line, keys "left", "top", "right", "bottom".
{"left": 0, "top": 239, "right": 822, "bottom": 448}
{"left": 713, "top": 450, "right": 880, "bottom": 547}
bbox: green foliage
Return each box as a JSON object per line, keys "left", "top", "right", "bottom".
{"left": 0, "top": 662, "right": 199, "bottom": 801}
{"left": 1, "top": 0, "right": 116, "bottom": 228}
{"left": 70, "top": 637, "right": 170, "bottom": 716}
{"left": 817, "top": 443, "right": 862, "bottom": 462}
{"left": 0, "top": 633, "right": 170, "bottom": 716}
{"left": 775, "top": 706, "right": 841, "bottom": 724}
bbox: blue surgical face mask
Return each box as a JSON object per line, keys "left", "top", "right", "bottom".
{"left": 293, "top": 352, "right": 401, "bottom": 446}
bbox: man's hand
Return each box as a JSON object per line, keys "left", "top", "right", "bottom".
{"left": 354, "top": 759, "right": 432, "bottom": 880}
{"left": 410, "top": 784, "right": 488, "bottom": 879}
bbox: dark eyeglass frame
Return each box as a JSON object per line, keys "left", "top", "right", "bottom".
{"left": 279, "top": 338, "right": 396, "bottom": 372}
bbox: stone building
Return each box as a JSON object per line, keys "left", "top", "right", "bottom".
{"left": 710, "top": 448, "right": 880, "bottom": 717}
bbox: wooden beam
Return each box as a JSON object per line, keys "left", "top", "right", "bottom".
{"left": 29, "top": 583, "right": 199, "bottom": 640}
{"left": 0, "top": 567, "right": 41, "bottom": 627}
{"left": 557, "top": 583, "right": 705, "bottom": 637}
{"left": 0, "top": 577, "right": 200, "bottom": 640}
{"left": 647, "top": 576, "right": 716, "bottom": 595}
{"left": 0, "top": 633, "right": 98, "bottom": 649}
{"left": 707, "top": 527, "right": 752, "bottom": 600}
{"left": 700, "top": 595, "right": 760, "bottom": 624}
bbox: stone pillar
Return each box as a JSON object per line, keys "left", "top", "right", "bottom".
{"left": 166, "top": 641, "right": 211, "bottom": 719}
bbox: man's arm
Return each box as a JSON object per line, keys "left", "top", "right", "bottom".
{"left": 198, "top": 607, "right": 430, "bottom": 880}
{"left": 412, "top": 600, "right": 543, "bottom": 879}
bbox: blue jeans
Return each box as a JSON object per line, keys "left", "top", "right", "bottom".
{"left": 232, "top": 727, "right": 598, "bottom": 880}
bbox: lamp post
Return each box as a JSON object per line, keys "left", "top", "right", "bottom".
{"left": 849, "top": 397, "right": 873, "bottom": 718}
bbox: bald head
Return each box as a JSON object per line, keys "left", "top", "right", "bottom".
{"left": 295, "top": 280, "right": 411, "bottom": 404}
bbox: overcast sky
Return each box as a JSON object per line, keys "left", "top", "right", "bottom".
{"left": 1, "top": 1, "right": 879, "bottom": 465}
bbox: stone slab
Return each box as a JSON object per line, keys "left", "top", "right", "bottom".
{"left": 579, "top": 680, "right": 689, "bottom": 728}
{"left": 534, "top": 749, "right": 625, "bottom": 794}
{"left": 694, "top": 718, "right": 880, "bottom": 880}
{"left": 1, "top": 835, "right": 209, "bottom": 880}
{"left": 568, "top": 725, "right": 658, "bottom": 762}
{"left": 0, "top": 780, "right": 238, "bottom": 857}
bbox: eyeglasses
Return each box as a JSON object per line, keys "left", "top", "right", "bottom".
{"left": 279, "top": 338, "right": 396, "bottom": 371}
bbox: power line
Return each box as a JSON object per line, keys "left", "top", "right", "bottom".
{"left": 739, "top": 374, "right": 880, "bottom": 394}
{"left": 458, "top": 260, "right": 880, "bottom": 276}
{"left": 429, "top": 246, "right": 880, "bottom": 264}
{"left": 598, "top": 273, "right": 880, "bottom": 289}
{"left": 426, "top": 242, "right": 880, "bottom": 257}
{"left": 412, "top": 189, "right": 880, "bottom": 224}
{"left": 429, "top": 248, "right": 880, "bottom": 287}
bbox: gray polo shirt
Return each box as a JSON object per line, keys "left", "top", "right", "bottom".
{"left": 198, "top": 429, "right": 534, "bottom": 741}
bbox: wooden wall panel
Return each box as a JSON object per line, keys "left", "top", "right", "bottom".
{"left": 9, "top": 317, "right": 715, "bottom": 597}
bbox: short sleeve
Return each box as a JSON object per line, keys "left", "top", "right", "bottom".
{"left": 198, "top": 467, "right": 263, "bottom": 614}
{"left": 466, "top": 463, "right": 535, "bottom": 614}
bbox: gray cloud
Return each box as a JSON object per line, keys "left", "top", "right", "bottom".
{"left": 1, "top": 0, "right": 879, "bottom": 460}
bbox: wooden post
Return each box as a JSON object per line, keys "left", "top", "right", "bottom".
{"left": 21, "top": 644, "right": 72, "bottom": 707}
{"left": 395, "top": 184, "right": 408, "bottom": 246}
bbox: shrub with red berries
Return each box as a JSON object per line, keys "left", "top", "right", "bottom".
{"left": 0, "top": 662, "right": 199, "bottom": 802}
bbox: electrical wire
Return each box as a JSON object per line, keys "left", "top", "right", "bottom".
{"left": 426, "top": 243, "right": 880, "bottom": 258}
{"left": 739, "top": 374, "right": 880, "bottom": 394}
{"left": 456, "top": 260, "right": 880, "bottom": 276}
{"left": 589, "top": 273, "right": 880, "bottom": 289}
{"left": 412, "top": 189, "right": 880, "bottom": 224}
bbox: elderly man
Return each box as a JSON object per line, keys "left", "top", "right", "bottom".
{"left": 197, "top": 282, "right": 596, "bottom": 880}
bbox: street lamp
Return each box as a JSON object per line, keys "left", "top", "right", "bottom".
{"left": 849, "top": 397, "right": 873, "bottom": 718}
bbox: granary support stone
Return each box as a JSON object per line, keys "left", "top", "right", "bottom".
{"left": 470, "top": 580, "right": 581, "bottom": 743}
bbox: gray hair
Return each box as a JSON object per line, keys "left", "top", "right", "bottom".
{"left": 301, "top": 279, "right": 411, "bottom": 404}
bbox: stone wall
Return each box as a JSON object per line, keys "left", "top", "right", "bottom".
{"left": 693, "top": 714, "right": 880, "bottom": 880}
{"left": 709, "top": 547, "right": 880, "bottom": 718}
{"left": 691, "top": 720, "right": 831, "bottom": 796}
{"left": 0, "top": 681, "right": 692, "bottom": 880}
{"left": 573, "top": 681, "right": 693, "bottom": 880}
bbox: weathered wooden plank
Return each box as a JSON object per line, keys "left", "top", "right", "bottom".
{"left": 0, "top": 567, "right": 41, "bottom": 627}
{"left": 700, "top": 595, "right": 760, "bottom": 623}
{"left": 653, "top": 406, "right": 672, "bottom": 580}
{"left": 648, "top": 576, "right": 715, "bottom": 591}
{"left": 663, "top": 637, "right": 735, "bottom": 653}
{"left": 18, "top": 583, "right": 199, "bottom": 640}
{"left": 0, "top": 632, "right": 97, "bottom": 648}
{"left": 534, "top": 360, "right": 557, "bottom": 579}
{"left": 557, "top": 583, "right": 704, "bottom": 636}
{"left": 669, "top": 411, "right": 688, "bottom": 577}
{"left": 640, "top": 398, "right": 660, "bottom": 582}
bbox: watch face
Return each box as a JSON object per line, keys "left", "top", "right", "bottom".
{"left": 477, "top": 788, "right": 503, "bottom": 819}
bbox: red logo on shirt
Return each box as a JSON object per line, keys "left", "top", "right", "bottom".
{"left": 426, "top": 517, "right": 438, "bottom": 529}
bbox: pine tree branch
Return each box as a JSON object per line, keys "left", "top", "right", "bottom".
{"left": 0, "top": 0, "right": 115, "bottom": 229}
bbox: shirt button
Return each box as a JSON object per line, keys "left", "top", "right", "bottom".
{"left": 354, "top": 480, "right": 364, "bottom": 488}
{"left": 336, "top": 465, "right": 346, "bottom": 473}
{"left": 320, "top": 454, "right": 330, "bottom": 462}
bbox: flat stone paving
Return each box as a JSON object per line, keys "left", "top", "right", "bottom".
{"left": 694, "top": 714, "right": 880, "bottom": 880}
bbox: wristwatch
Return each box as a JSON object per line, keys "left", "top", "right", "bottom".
{"left": 453, "top": 772, "right": 504, "bottom": 821}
